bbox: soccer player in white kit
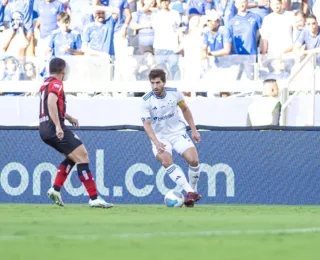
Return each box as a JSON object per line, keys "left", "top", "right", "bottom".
{"left": 141, "top": 69, "right": 201, "bottom": 207}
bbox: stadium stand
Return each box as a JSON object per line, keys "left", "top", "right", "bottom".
{"left": 0, "top": 0, "right": 319, "bottom": 126}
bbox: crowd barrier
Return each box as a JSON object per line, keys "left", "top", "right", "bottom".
{"left": 1, "top": 54, "right": 317, "bottom": 93}
{"left": 0, "top": 128, "right": 319, "bottom": 205}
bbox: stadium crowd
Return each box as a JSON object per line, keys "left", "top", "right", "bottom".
{"left": 0, "top": 0, "right": 319, "bottom": 96}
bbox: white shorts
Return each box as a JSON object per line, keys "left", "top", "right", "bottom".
{"left": 152, "top": 132, "right": 195, "bottom": 156}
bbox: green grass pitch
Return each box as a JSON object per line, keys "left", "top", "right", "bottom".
{"left": 1, "top": 204, "right": 320, "bottom": 260}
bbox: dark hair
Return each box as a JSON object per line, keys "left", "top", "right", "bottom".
{"left": 306, "top": 14, "right": 317, "bottom": 21}
{"left": 263, "top": 78, "right": 277, "bottom": 84}
{"left": 148, "top": 69, "right": 166, "bottom": 83}
{"left": 57, "top": 11, "right": 70, "bottom": 23}
{"left": 49, "top": 57, "right": 66, "bottom": 74}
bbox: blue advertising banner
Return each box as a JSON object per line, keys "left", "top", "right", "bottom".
{"left": 0, "top": 130, "right": 320, "bottom": 205}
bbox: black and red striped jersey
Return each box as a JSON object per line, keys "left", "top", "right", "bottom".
{"left": 39, "top": 77, "right": 66, "bottom": 126}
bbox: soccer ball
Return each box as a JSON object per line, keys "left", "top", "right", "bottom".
{"left": 164, "top": 190, "right": 185, "bottom": 207}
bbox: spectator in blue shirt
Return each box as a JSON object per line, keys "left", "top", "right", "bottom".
{"left": 3, "top": 0, "right": 35, "bottom": 55}
{"left": 82, "top": 8, "right": 118, "bottom": 56}
{"left": 201, "top": 10, "right": 232, "bottom": 66}
{"left": 35, "top": 0, "right": 64, "bottom": 55}
{"left": 228, "top": 0, "right": 262, "bottom": 79}
{"left": 47, "top": 11, "right": 83, "bottom": 56}
{"left": 294, "top": 14, "right": 320, "bottom": 65}
{"left": 91, "top": 0, "right": 131, "bottom": 38}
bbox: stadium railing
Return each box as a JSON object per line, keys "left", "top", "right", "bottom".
{"left": 2, "top": 54, "right": 318, "bottom": 94}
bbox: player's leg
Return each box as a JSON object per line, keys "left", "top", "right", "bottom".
{"left": 172, "top": 134, "right": 202, "bottom": 207}
{"left": 41, "top": 133, "right": 75, "bottom": 206}
{"left": 152, "top": 140, "right": 194, "bottom": 194}
{"left": 182, "top": 147, "right": 200, "bottom": 190}
{"left": 67, "top": 142, "right": 113, "bottom": 208}
{"left": 48, "top": 158, "right": 75, "bottom": 206}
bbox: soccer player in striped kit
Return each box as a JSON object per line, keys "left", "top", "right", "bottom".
{"left": 39, "top": 57, "right": 113, "bottom": 208}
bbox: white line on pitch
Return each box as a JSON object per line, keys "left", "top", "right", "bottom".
{"left": 1, "top": 228, "right": 320, "bottom": 240}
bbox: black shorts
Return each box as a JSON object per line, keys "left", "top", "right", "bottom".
{"left": 40, "top": 126, "right": 83, "bottom": 155}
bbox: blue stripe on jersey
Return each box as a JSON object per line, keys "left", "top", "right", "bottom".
{"left": 143, "top": 91, "right": 153, "bottom": 101}
{"left": 165, "top": 87, "right": 177, "bottom": 91}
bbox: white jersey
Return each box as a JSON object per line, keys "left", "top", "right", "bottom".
{"left": 141, "top": 87, "right": 187, "bottom": 138}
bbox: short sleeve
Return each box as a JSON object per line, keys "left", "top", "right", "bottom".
{"left": 48, "top": 33, "right": 55, "bottom": 49}
{"left": 74, "top": 33, "right": 82, "bottom": 50}
{"left": 48, "top": 80, "right": 63, "bottom": 96}
{"left": 141, "top": 99, "right": 151, "bottom": 121}
{"left": 222, "top": 26, "right": 232, "bottom": 43}
{"left": 176, "top": 90, "right": 184, "bottom": 104}
{"left": 296, "top": 28, "right": 306, "bottom": 46}
{"left": 203, "top": 31, "right": 209, "bottom": 45}
{"left": 82, "top": 24, "right": 90, "bottom": 43}
{"left": 256, "top": 13, "right": 263, "bottom": 29}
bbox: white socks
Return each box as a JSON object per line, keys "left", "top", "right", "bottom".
{"left": 188, "top": 165, "right": 200, "bottom": 191}
{"left": 166, "top": 164, "right": 194, "bottom": 193}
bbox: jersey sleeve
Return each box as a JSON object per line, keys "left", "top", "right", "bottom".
{"left": 141, "top": 99, "right": 151, "bottom": 121}
{"left": 82, "top": 24, "right": 90, "bottom": 43}
{"left": 296, "top": 28, "right": 306, "bottom": 46}
{"left": 222, "top": 26, "right": 233, "bottom": 44}
{"left": 48, "top": 80, "right": 64, "bottom": 96}
{"left": 176, "top": 90, "right": 185, "bottom": 106}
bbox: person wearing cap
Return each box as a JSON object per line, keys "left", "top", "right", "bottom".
{"left": 201, "top": 10, "right": 232, "bottom": 62}
{"left": 201, "top": 10, "right": 234, "bottom": 95}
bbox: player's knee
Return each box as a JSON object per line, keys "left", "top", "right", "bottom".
{"left": 188, "top": 159, "right": 199, "bottom": 167}
{"left": 78, "top": 150, "right": 89, "bottom": 163}
{"left": 162, "top": 159, "right": 173, "bottom": 168}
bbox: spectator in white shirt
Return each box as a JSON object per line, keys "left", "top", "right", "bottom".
{"left": 152, "top": 0, "right": 181, "bottom": 80}
{"left": 261, "top": 0, "right": 295, "bottom": 58}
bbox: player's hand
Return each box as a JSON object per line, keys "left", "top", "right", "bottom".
{"left": 155, "top": 141, "right": 166, "bottom": 154}
{"left": 56, "top": 126, "right": 64, "bottom": 140}
{"left": 192, "top": 130, "right": 201, "bottom": 143}
{"left": 67, "top": 117, "right": 79, "bottom": 128}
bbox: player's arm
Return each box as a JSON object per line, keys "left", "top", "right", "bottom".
{"left": 48, "top": 93, "right": 64, "bottom": 139}
{"left": 142, "top": 120, "right": 166, "bottom": 153}
{"left": 178, "top": 100, "right": 201, "bottom": 143}
{"left": 65, "top": 113, "right": 79, "bottom": 128}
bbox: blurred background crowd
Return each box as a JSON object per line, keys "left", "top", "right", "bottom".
{"left": 0, "top": 0, "right": 319, "bottom": 97}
